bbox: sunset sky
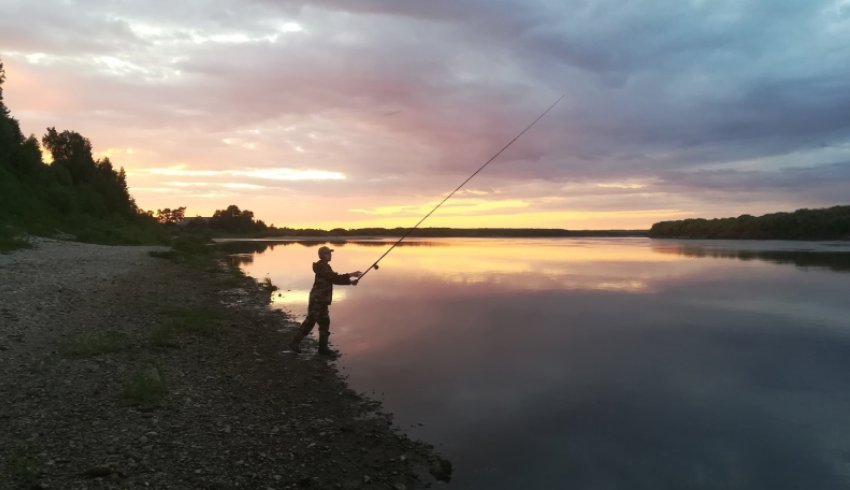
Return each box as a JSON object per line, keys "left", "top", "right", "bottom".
{"left": 2, "top": 0, "right": 849, "bottom": 229}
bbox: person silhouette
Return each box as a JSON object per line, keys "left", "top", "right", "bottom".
{"left": 288, "top": 246, "right": 361, "bottom": 358}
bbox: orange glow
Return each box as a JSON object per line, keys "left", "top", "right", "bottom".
{"left": 350, "top": 198, "right": 531, "bottom": 216}
{"left": 307, "top": 209, "right": 691, "bottom": 231}
{"left": 241, "top": 238, "right": 692, "bottom": 309}
{"left": 144, "top": 166, "right": 346, "bottom": 181}
{"left": 374, "top": 238, "right": 685, "bottom": 280}
{"left": 3, "top": 59, "right": 76, "bottom": 112}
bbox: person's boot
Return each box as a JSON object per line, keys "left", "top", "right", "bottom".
{"left": 317, "top": 346, "right": 339, "bottom": 359}
{"left": 288, "top": 334, "right": 303, "bottom": 353}
{"left": 317, "top": 333, "right": 339, "bottom": 359}
{"left": 290, "top": 320, "right": 314, "bottom": 353}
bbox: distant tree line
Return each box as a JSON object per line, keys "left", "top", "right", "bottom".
{"left": 152, "top": 211, "right": 648, "bottom": 238}
{"left": 255, "top": 227, "right": 646, "bottom": 238}
{"left": 155, "top": 207, "right": 186, "bottom": 225}
{"left": 158, "top": 204, "right": 269, "bottom": 235}
{"left": 0, "top": 59, "right": 161, "bottom": 243}
{"left": 649, "top": 206, "right": 850, "bottom": 240}
{"left": 208, "top": 205, "right": 268, "bottom": 234}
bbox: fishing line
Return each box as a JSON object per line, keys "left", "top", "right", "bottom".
{"left": 357, "top": 94, "right": 565, "bottom": 282}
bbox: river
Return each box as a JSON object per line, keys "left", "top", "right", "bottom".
{"left": 228, "top": 237, "right": 850, "bottom": 489}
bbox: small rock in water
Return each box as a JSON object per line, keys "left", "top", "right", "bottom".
{"left": 429, "top": 456, "right": 453, "bottom": 482}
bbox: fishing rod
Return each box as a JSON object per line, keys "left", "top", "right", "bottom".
{"left": 356, "top": 94, "right": 565, "bottom": 282}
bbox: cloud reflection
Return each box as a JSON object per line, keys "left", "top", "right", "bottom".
{"left": 239, "top": 238, "right": 692, "bottom": 326}
{"left": 652, "top": 241, "right": 850, "bottom": 273}
{"left": 232, "top": 237, "right": 850, "bottom": 488}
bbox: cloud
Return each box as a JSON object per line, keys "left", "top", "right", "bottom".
{"left": 350, "top": 198, "right": 531, "bottom": 217}
{"left": 2, "top": 0, "right": 849, "bottom": 227}
{"left": 145, "top": 166, "right": 345, "bottom": 181}
{"left": 659, "top": 161, "right": 850, "bottom": 201}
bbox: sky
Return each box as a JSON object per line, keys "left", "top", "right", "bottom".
{"left": 2, "top": 0, "right": 849, "bottom": 229}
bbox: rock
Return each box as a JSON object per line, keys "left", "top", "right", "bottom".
{"left": 429, "top": 457, "right": 453, "bottom": 482}
{"left": 140, "top": 365, "right": 162, "bottom": 385}
{"left": 297, "top": 475, "right": 313, "bottom": 486}
{"left": 82, "top": 465, "right": 114, "bottom": 478}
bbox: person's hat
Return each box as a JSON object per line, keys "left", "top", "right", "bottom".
{"left": 318, "top": 245, "right": 334, "bottom": 255}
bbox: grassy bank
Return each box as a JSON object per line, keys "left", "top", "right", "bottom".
{"left": 0, "top": 227, "right": 31, "bottom": 253}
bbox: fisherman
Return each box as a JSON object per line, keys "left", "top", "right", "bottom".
{"left": 288, "top": 246, "right": 361, "bottom": 358}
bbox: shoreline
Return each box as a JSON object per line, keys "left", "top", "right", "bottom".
{"left": 0, "top": 238, "right": 449, "bottom": 489}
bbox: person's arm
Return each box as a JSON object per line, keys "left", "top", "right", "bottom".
{"left": 316, "top": 263, "right": 361, "bottom": 285}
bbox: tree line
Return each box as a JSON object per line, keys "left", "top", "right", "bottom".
{"left": 0, "top": 60, "right": 160, "bottom": 244}
{"left": 156, "top": 205, "right": 269, "bottom": 235}
{"left": 152, "top": 207, "right": 647, "bottom": 238}
{"left": 649, "top": 206, "right": 850, "bottom": 240}
{"left": 0, "top": 60, "right": 268, "bottom": 243}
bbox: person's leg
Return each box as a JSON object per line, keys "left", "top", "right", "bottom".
{"left": 289, "top": 302, "right": 319, "bottom": 352}
{"left": 316, "top": 305, "right": 336, "bottom": 357}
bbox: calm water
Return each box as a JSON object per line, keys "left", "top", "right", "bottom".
{"left": 229, "top": 237, "right": 850, "bottom": 489}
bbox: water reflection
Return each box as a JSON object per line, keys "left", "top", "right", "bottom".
{"left": 216, "top": 239, "right": 445, "bottom": 255}
{"left": 653, "top": 240, "right": 850, "bottom": 272}
{"left": 232, "top": 238, "right": 850, "bottom": 489}
{"left": 235, "top": 238, "right": 685, "bottom": 302}
{"left": 221, "top": 253, "right": 255, "bottom": 267}
{"left": 270, "top": 288, "right": 347, "bottom": 307}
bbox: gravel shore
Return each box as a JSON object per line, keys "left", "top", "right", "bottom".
{"left": 0, "top": 238, "right": 448, "bottom": 489}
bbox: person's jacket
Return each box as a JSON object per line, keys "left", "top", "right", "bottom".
{"left": 309, "top": 260, "right": 351, "bottom": 305}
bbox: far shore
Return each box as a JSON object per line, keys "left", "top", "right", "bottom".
{"left": 213, "top": 232, "right": 649, "bottom": 242}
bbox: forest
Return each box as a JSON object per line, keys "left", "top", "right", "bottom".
{"left": 0, "top": 60, "right": 162, "bottom": 246}
{"left": 649, "top": 206, "right": 850, "bottom": 240}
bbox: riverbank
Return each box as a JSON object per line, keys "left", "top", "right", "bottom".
{"left": 0, "top": 238, "right": 448, "bottom": 489}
